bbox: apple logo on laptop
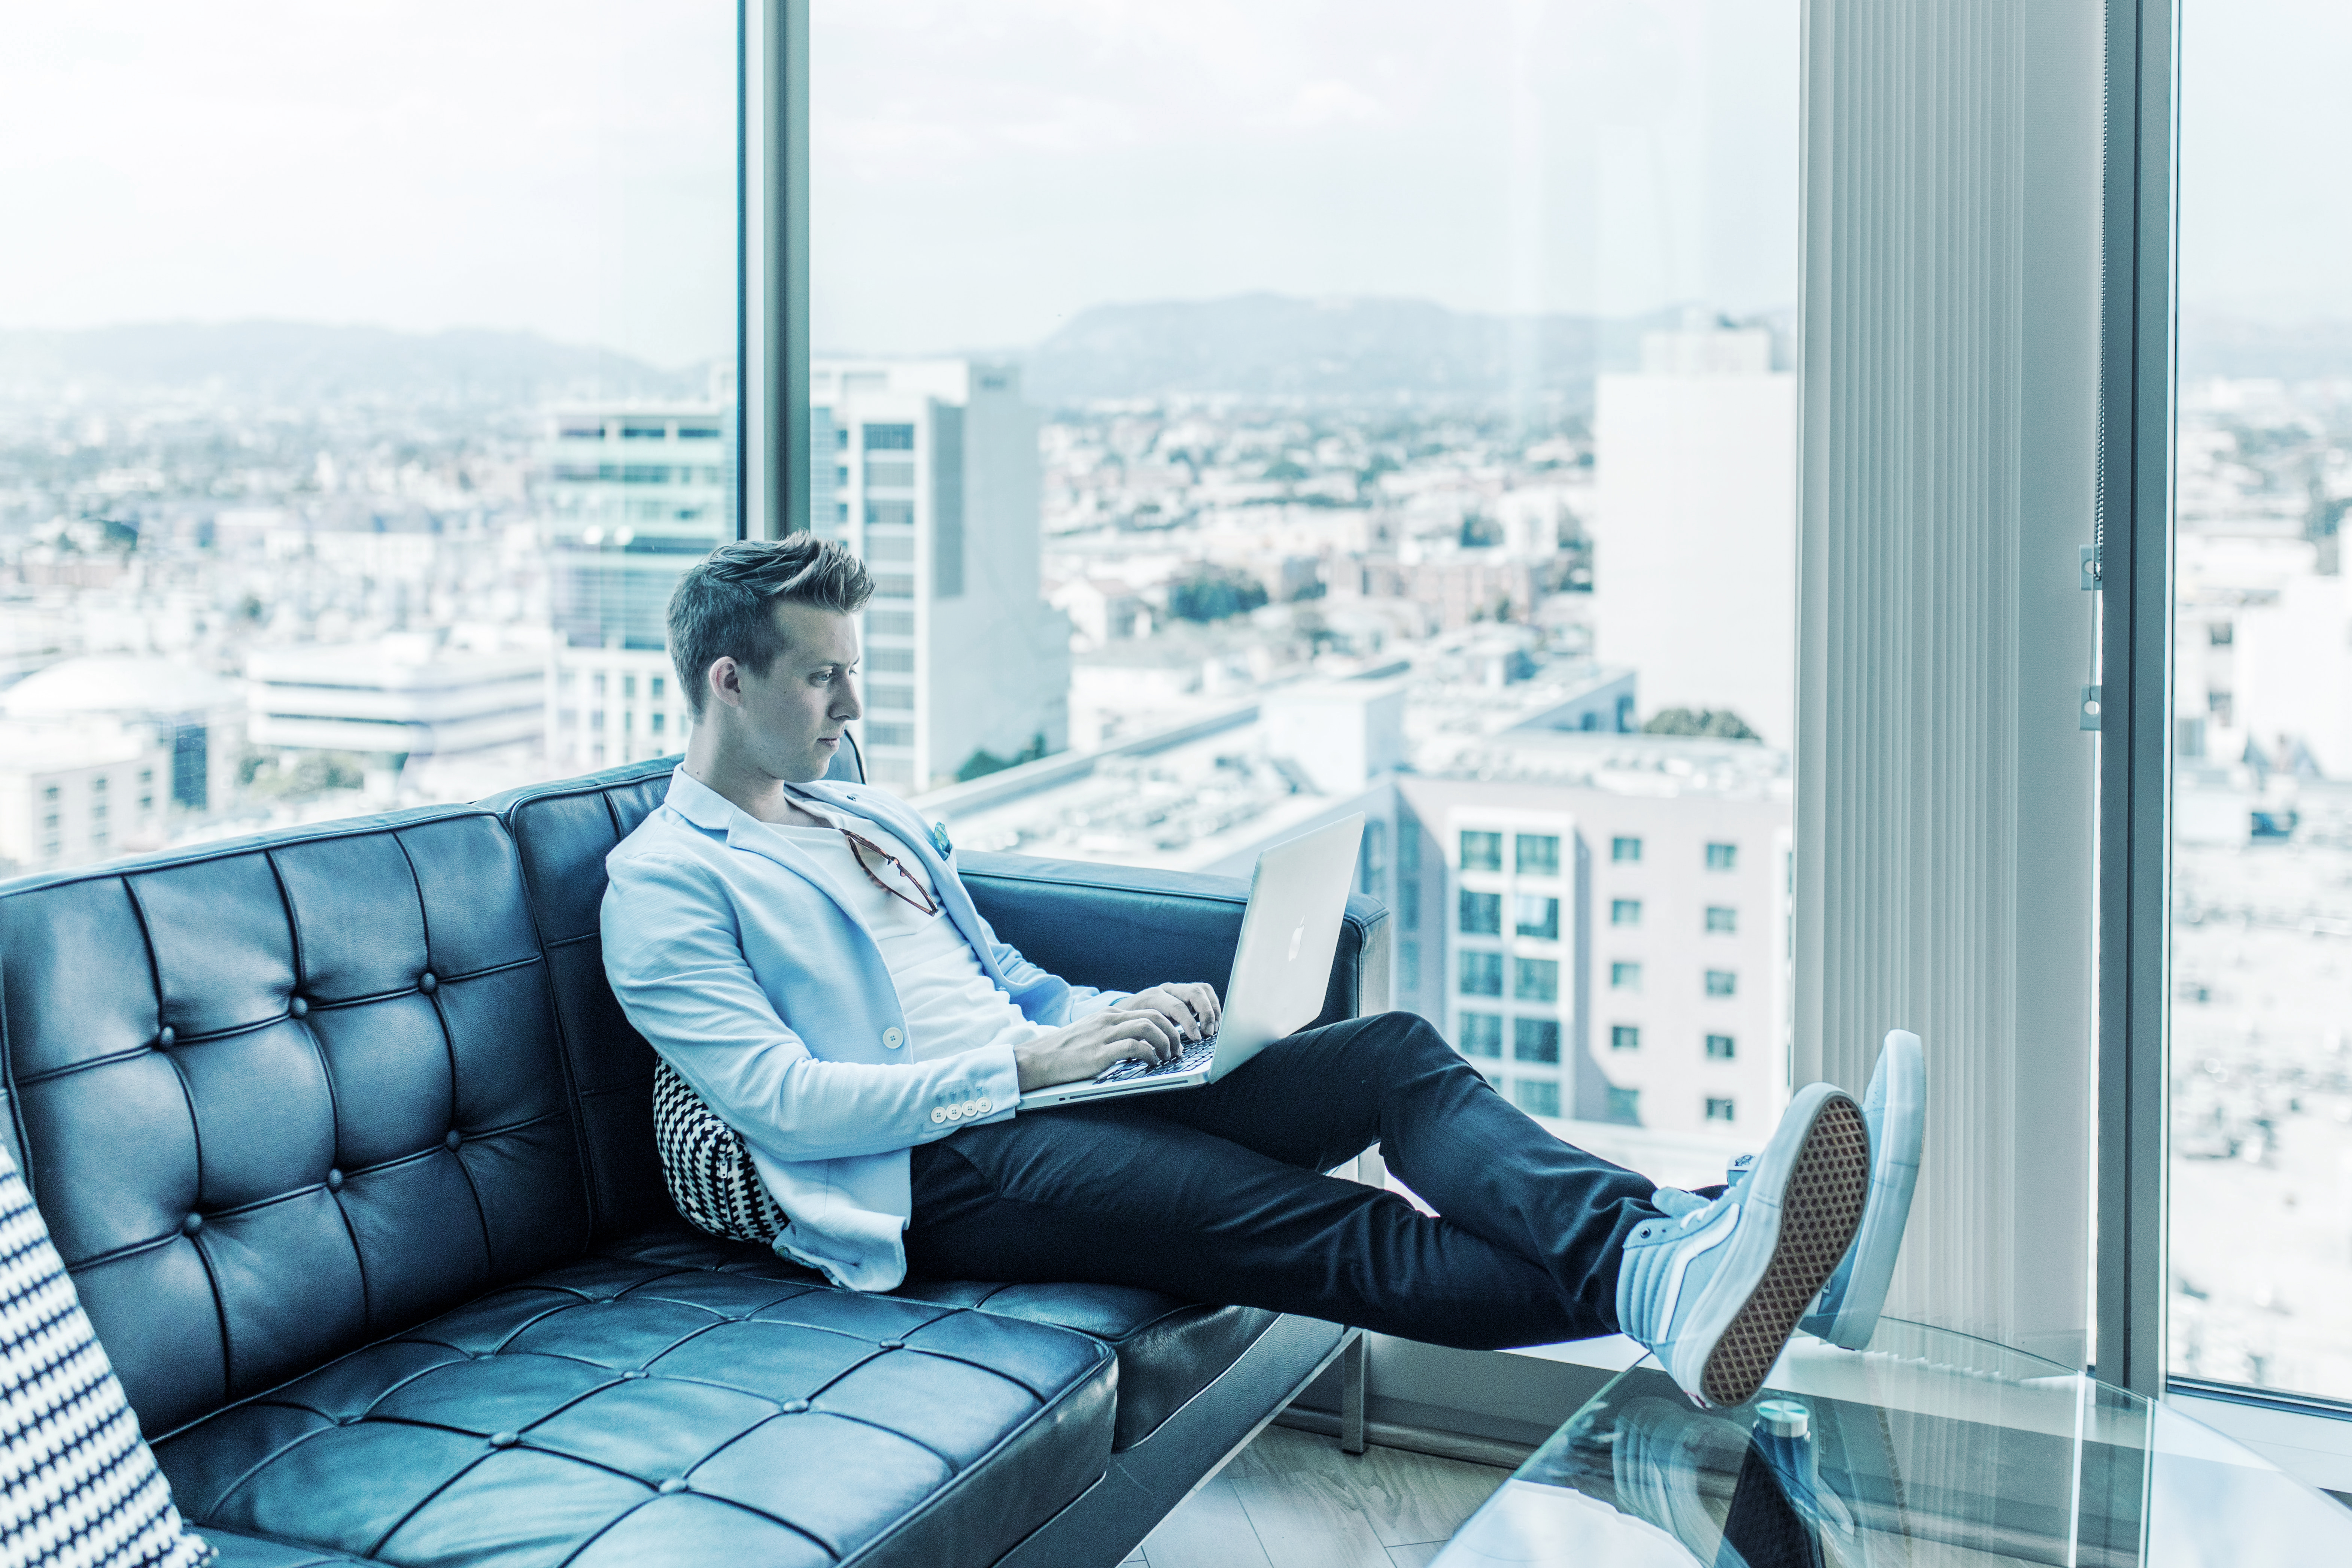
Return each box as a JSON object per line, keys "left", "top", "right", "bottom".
{"left": 1288, "top": 922, "right": 1305, "bottom": 961}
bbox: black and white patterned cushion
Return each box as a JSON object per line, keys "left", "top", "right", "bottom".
{"left": 651, "top": 1056, "right": 788, "bottom": 1244}
{"left": 0, "top": 1142, "right": 211, "bottom": 1568}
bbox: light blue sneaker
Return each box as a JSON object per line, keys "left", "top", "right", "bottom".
{"left": 1616, "top": 1082, "right": 1871, "bottom": 1408}
{"left": 1802, "top": 1029, "right": 1925, "bottom": 1349}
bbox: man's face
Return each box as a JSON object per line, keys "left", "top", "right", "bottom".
{"left": 717, "top": 602, "right": 862, "bottom": 782}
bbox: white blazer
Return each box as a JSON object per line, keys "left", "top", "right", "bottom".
{"left": 599, "top": 768, "right": 1129, "bottom": 1290}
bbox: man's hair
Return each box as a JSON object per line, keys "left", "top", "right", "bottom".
{"left": 667, "top": 536, "right": 873, "bottom": 719}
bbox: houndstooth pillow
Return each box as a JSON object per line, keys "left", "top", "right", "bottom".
{"left": 651, "top": 1056, "right": 787, "bottom": 1244}
{"left": 0, "top": 1140, "right": 212, "bottom": 1568}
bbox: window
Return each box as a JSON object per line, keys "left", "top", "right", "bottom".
{"left": 1457, "top": 1011, "right": 1501, "bottom": 1058}
{"left": 1514, "top": 1079, "right": 1562, "bottom": 1119}
{"left": 1610, "top": 898, "right": 1641, "bottom": 927}
{"left": 1605, "top": 1087, "right": 1642, "bottom": 1125}
{"left": 863, "top": 423, "right": 916, "bottom": 451}
{"left": 865, "top": 459, "right": 917, "bottom": 487}
{"left": 1459, "top": 831, "right": 1502, "bottom": 872}
{"left": 1704, "top": 970, "right": 1736, "bottom": 999}
{"left": 42, "top": 786, "right": 58, "bottom": 803}
{"left": 1513, "top": 1018, "right": 1559, "bottom": 1064}
{"left": 1513, "top": 958, "right": 1559, "bottom": 1003}
{"left": 1705, "top": 1097, "right": 1736, "bottom": 1124}
{"left": 1705, "top": 1033, "right": 1736, "bottom": 1061}
{"left": 867, "top": 685, "right": 914, "bottom": 711}
{"left": 865, "top": 723, "right": 917, "bottom": 748}
{"left": 1610, "top": 1025, "right": 1641, "bottom": 1052}
{"left": 866, "top": 500, "right": 916, "bottom": 528}
{"left": 1610, "top": 961, "right": 1641, "bottom": 991}
{"left": 91, "top": 777, "right": 106, "bottom": 794}
{"left": 1458, "top": 890, "right": 1501, "bottom": 936}
{"left": 650, "top": 713, "right": 666, "bottom": 735}
{"left": 1705, "top": 842, "right": 1738, "bottom": 871}
{"left": 866, "top": 534, "right": 916, "bottom": 562}
{"left": 868, "top": 611, "right": 916, "bottom": 637}
{"left": 1458, "top": 952, "right": 1503, "bottom": 997}
{"left": 872, "top": 574, "right": 917, "bottom": 599}
{"left": 1515, "top": 833, "right": 1559, "bottom": 876}
{"left": 1611, "top": 836, "right": 1642, "bottom": 864}
{"left": 869, "top": 648, "right": 916, "bottom": 673}
{"left": 1705, "top": 905, "right": 1737, "bottom": 934}
{"left": 650, "top": 677, "right": 665, "bottom": 700}
{"left": 1513, "top": 895, "right": 1558, "bottom": 941}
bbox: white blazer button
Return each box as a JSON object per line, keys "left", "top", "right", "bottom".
{"left": 976, "top": 1098, "right": 992, "bottom": 1115}
{"left": 946, "top": 1104, "right": 965, "bottom": 1122}
{"left": 882, "top": 1027, "right": 905, "bottom": 1049}
{"left": 929, "top": 1108, "right": 946, "bottom": 1125}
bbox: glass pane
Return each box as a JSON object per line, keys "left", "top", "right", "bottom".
{"left": 0, "top": 5, "right": 737, "bottom": 875}
{"left": 2170, "top": 0, "right": 2352, "bottom": 1401}
{"left": 817, "top": 1, "right": 1798, "bottom": 1152}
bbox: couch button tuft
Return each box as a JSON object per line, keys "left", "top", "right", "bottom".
{"left": 658, "top": 1477, "right": 688, "bottom": 1495}
{"left": 445, "top": 1130, "right": 462, "bottom": 1150}
{"left": 488, "top": 1431, "right": 518, "bottom": 1449}
{"left": 418, "top": 971, "right": 439, "bottom": 994}
{"left": 325, "top": 1169, "right": 344, "bottom": 1191}
{"left": 878, "top": 1340, "right": 903, "bottom": 1351}
{"left": 156, "top": 1026, "right": 175, "bottom": 1048}
{"left": 288, "top": 996, "right": 309, "bottom": 1019}
{"left": 180, "top": 1213, "right": 202, "bottom": 1235}
{"left": 781, "top": 1399, "right": 811, "bottom": 1414}
{"left": 622, "top": 1368, "right": 649, "bottom": 1380}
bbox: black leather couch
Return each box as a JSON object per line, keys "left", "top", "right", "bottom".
{"left": 0, "top": 758, "right": 1387, "bottom": 1567}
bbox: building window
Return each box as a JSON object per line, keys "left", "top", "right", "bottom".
{"left": 1398, "top": 939, "right": 1420, "bottom": 990}
{"left": 1704, "top": 969, "right": 1737, "bottom": 998}
{"left": 1611, "top": 1024, "right": 1641, "bottom": 1051}
{"left": 1705, "top": 906, "right": 1738, "bottom": 933}
{"left": 1458, "top": 1011, "right": 1502, "bottom": 1057}
{"left": 1611, "top": 898, "right": 1641, "bottom": 927}
{"left": 590, "top": 710, "right": 605, "bottom": 732}
{"left": 1514, "top": 895, "right": 1559, "bottom": 941}
{"left": 1514, "top": 1079, "right": 1562, "bottom": 1119}
{"left": 91, "top": 777, "right": 107, "bottom": 795}
{"left": 1514, "top": 1018, "right": 1560, "bottom": 1064}
{"left": 1705, "top": 1097, "right": 1737, "bottom": 1124}
{"left": 650, "top": 713, "right": 666, "bottom": 735}
{"left": 1706, "top": 842, "right": 1738, "bottom": 871}
{"left": 865, "top": 723, "right": 916, "bottom": 748}
{"left": 1611, "top": 836, "right": 1641, "bottom": 863}
{"left": 1458, "top": 951, "right": 1504, "bottom": 997}
{"left": 137, "top": 769, "right": 152, "bottom": 785}
{"left": 650, "top": 677, "right": 665, "bottom": 700}
{"left": 41, "top": 814, "right": 58, "bottom": 832}
{"left": 872, "top": 574, "right": 916, "bottom": 599}
{"left": 1515, "top": 833, "right": 1560, "bottom": 876}
{"left": 866, "top": 500, "right": 916, "bottom": 528}
{"left": 866, "top": 459, "right": 917, "bottom": 488}
{"left": 1605, "top": 1086, "right": 1641, "bottom": 1125}
{"left": 1513, "top": 957, "right": 1559, "bottom": 1003}
{"left": 863, "top": 423, "right": 916, "bottom": 450}
{"left": 870, "top": 647, "right": 916, "bottom": 672}
{"left": 868, "top": 611, "right": 916, "bottom": 636}
{"left": 139, "top": 795, "right": 153, "bottom": 812}
{"left": 1705, "top": 1033, "right": 1736, "bottom": 1061}
{"left": 867, "top": 684, "right": 915, "bottom": 711}
{"left": 866, "top": 533, "right": 916, "bottom": 561}
{"left": 1458, "top": 890, "right": 1501, "bottom": 935}
{"left": 1610, "top": 961, "right": 1641, "bottom": 991}
{"left": 1459, "top": 830, "right": 1502, "bottom": 872}
{"left": 623, "top": 675, "right": 637, "bottom": 699}
{"left": 41, "top": 785, "right": 58, "bottom": 802}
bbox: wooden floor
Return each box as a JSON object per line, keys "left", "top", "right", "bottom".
{"left": 1119, "top": 1423, "right": 1510, "bottom": 1568}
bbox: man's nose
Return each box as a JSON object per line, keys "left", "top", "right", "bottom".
{"left": 835, "top": 679, "right": 862, "bottom": 721}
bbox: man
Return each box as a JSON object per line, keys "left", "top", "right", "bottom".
{"left": 602, "top": 537, "right": 1920, "bottom": 1410}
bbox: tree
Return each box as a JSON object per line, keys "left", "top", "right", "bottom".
{"left": 1166, "top": 566, "right": 1269, "bottom": 623}
{"left": 955, "top": 732, "right": 1049, "bottom": 784}
{"left": 1641, "top": 708, "right": 1760, "bottom": 741}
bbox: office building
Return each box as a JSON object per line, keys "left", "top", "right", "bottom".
{"left": 247, "top": 636, "right": 544, "bottom": 759}
{"left": 813, "top": 359, "right": 1071, "bottom": 791}
{"left": 1592, "top": 324, "right": 1798, "bottom": 745}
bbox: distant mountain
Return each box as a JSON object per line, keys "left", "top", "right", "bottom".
{"left": 1018, "top": 294, "right": 1742, "bottom": 407}
{"left": 0, "top": 322, "right": 703, "bottom": 404}
{"left": 2181, "top": 311, "right": 2352, "bottom": 384}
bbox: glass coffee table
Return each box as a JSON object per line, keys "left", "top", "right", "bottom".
{"left": 1430, "top": 1319, "right": 2352, "bottom": 1566}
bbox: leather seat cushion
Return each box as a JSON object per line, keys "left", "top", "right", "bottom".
{"left": 606, "top": 1223, "right": 1279, "bottom": 1452}
{"left": 153, "top": 1247, "right": 1115, "bottom": 1568}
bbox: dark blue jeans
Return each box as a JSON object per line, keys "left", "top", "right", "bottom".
{"left": 905, "top": 1011, "right": 1663, "bottom": 1349}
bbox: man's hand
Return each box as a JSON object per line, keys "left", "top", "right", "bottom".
{"left": 1010, "top": 981, "right": 1222, "bottom": 1092}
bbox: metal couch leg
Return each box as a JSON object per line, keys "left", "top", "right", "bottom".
{"left": 1339, "top": 1330, "right": 1368, "bottom": 1455}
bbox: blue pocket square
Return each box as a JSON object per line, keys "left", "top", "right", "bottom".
{"left": 929, "top": 821, "right": 953, "bottom": 857}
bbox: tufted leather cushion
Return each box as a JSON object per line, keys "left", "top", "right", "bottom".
{"left": 604, "top": 1222, "right": 1280, "bottom": 1453}
{"left": 151, "top": 1244, "right": 1114, "bottom": 1567}
{"left": 0, "top": 809, "right": 590, "bottom": 1439}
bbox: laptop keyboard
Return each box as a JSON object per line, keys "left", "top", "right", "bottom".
{"left": 1094, "top": 1034, "right": 1219, "bottom": 1084}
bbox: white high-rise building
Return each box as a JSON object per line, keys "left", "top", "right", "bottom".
{"left": 1593, "top": 324, "right": 1798, "bottom": 746}
{"left": 813, "top": 359, "right": 1070, "bottom": 791}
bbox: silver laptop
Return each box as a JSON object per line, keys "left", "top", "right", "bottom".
{"left": 1018, "top": 813, "right": 1366, "bottom": 1110}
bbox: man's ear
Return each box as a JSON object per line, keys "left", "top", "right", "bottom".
{"left": 703, "top": 656, "right": 742, "bottom": 712}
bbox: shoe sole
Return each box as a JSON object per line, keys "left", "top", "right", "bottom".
{"left": 1808, "top": 1029, "right": 1926, "bottom": 1349}
{"left": 1698, "top": 1093, "right": 1871, "bottom": 1406}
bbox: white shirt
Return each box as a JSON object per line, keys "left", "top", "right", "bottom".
{"left": 759, "top": 797, "right": 1057, "bottom": 1065}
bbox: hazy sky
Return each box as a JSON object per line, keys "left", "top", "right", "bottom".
{"left": 0, "top": 1, "right": 2340, "bottom": 365}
